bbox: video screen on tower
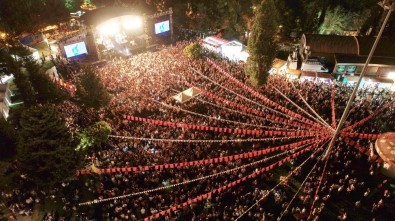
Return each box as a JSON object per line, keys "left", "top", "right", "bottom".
{"left": 64, "top": 42, "right": 88, "bottom": 58}
{"left": 154, "top": 20, "right": 170, "bottom": 34}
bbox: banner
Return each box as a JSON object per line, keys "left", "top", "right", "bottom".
{"left": 343, "top": 137, "right": 383, "bottom": 163}
{"left": 78, "top": 138, "right": 320, "bottom": 175}
{"left": 206, "top": 58, "right": 322, "bottom": 128}
{"left": 340, "top": 132, "right": 379, "bottom": 140}
{"left": 184, "top": 80, "right": 321, "bottom": 131}
{"left": 123, "top": 115, "right": 331, "bottom": 139}
{"left": 342, "top": 100, "right": 395, "bottom": 131}
{"left": 109, "top": 134, "right": 318, "bottom": 143}
{"left": 142, "top": 145, "right": 314, "bottom": 221}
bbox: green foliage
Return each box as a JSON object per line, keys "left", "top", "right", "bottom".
{"left": 183, "top": 42, "right": 203, "bottom": 59}
{"left": 64, "top": 0, "right": 76, "bottom": 11}
{"left": 319, "top": 6, "right": 360, "bottom": 35}
{"left": 25, "top": 58, "right": 69, "bottom": 104}
{"left": 170, "top": 0, "right": 253, "bottom": 39}
{"left": 17, "top": 105, "right": 81, "bottom": 190}
{"left": 76, "top": 68, "right": 111, "bottom": 110}
{"left": 78, "top": 121, "right": 112, "bottom": 150}
{"left": 0, "top": 0, "right": 69, "bottom": 35}
{"left": 0, "top": 118, "right": 17, "bottom": 159}
{"left": 246, "top": 59, "right": 267, "bottom": 86}
{"left": 360, "top": 5, "right": 383, "bottom": 36}
{"left": 246, "top": 0, "right": 279, "bottom": 87}
{"left": 0, "top": 42, "right": 37, "bottom": 106}
{"left": 12, "top": 69, "right": 37, "bottom": 106}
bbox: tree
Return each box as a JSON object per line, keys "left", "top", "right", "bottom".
{"left": 319, "top": 6, "right": 358, "bottom": 35}
{"left": 246, "top": 0, "right": 279, "bottom": 87}
{"left": 183, "top": 42, "right": 202, "bottom": 59}
{"left": 0, "top": 0, "right": 69, "bottom": 35}
{"left": 0, "top": 44, "right": 37, "bottom": 106}
{"left": 78, "top": 121, "right": 112, "bottom": 150}
{"left": 65, "top": 0, "right": 80, "bottom": 11}
{"left": 24, "top": 58, "right": 69, "bottom": 104}
{"left": 0, "top": 118, "right": 17, "bottom": 159}
{"left": 17, "top": 105, "right": 81, "bottom": 190}
{"left": 300, "top": 0, "right": 329, "bottom": 33}
{"left": 76, "top": 68, "right": 111, "bottom": 110}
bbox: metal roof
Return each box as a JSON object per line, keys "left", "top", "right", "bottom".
{"left": 304, "top": 34, "right": 359, "bottom": 55}
{"left": 304, "top": 34, "right": 395, "bottom": 58}
{"left": 335, "top": 54, "right": 395, "bottom": 66}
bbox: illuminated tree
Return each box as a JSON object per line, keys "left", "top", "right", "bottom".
{"left": 183, "top": 42, "right": 202, "bottom": 59}
{"left": 78, "top": 121, "right": 112, "bottom": 150}
{"left": 319, "top": 6, "right": 358, "bottom": 35}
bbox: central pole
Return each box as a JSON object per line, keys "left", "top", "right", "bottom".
{"left": 323, "top": 2, "right": 394, "bottom": 158}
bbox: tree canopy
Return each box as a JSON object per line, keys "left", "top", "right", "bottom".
{"left": 25, "top": 57, "right": 70, "bottom": 104}
{"left": 0, "top": 43, "right": 37, "bottom": 106}
{"left": 76, "top": 67, "right": 111, "bottom": 110}
{"left": 0, "top": 0, "right": 69, "bottom": 35}
{"left": 78, "top": 121, "right": 112, "bottom": 150}
{"left": 17, "top": 105, "right": 81, "bottom": 190}
{"left": 319, "top": 6, "right": 361, "bottom": 35}
{"left": 183, "top": 42, "right": 203, "bottom": 59}
{"left": 246, "top": 0, "right": 279, "bottom": 87}
{"left": 0, "top": 118, "right": 17, "bottom": 159}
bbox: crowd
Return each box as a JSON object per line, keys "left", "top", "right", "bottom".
{"left": 72, "top": 42, "right": 393, "bottom": 220}
{"left": 2, "top": 41, "right": 395, "bottom": 221}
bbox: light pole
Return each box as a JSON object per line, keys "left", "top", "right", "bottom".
{"left": 323, "top": 0, "right": 395, "bottom": 158}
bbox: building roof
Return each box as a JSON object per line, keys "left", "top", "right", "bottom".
{"left": 304, "top": 34, "right": 359, "bottom": 55}
{"left": 335, "top": 54, "right": 395, "bottom": 66}
{"left": 304, "top": 34, "right": 395, "bottom": 57}
{"left": 356, "top": 36, "right": 395, "bottom": 57}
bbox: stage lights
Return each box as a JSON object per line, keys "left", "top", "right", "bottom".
{"left": 96, "top": 15, "right": 143, "bottom": 36}
{"left": 122, "top": 16, "right": 143, "bottom": 30}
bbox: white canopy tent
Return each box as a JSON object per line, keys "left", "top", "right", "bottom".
{"left": 172, "top": 92, "right": 192, "bottom": 103}
{"left": 171, "top": 87, "right": 202, "bottom": 103}
{"left": 184, "top": 87, "right": 201, "bottom": 97}
{"left": 202, "top": 36, "right": 249, "bottom": 62}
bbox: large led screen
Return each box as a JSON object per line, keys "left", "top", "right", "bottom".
{"left": 64, "top": 42, "right": 88, "bottom": 58}
{"left": 154, "top": 20, "right": 170, "bottom": 34}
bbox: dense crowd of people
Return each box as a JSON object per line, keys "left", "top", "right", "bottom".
{"left": 2, "top": 41, "right": 395, "bottom": 221}
{"left": 73, "top": 42, "right": 394, "bottom": 220}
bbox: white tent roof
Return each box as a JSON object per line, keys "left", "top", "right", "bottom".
{"left": 172, "top": 92, "right": 192, "bottom": 103}
{"left": 184, "top": 87, "right": 201, "bottom": 97}
{"left": 203, "top": 36, "right": 229, "bottom": 48}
